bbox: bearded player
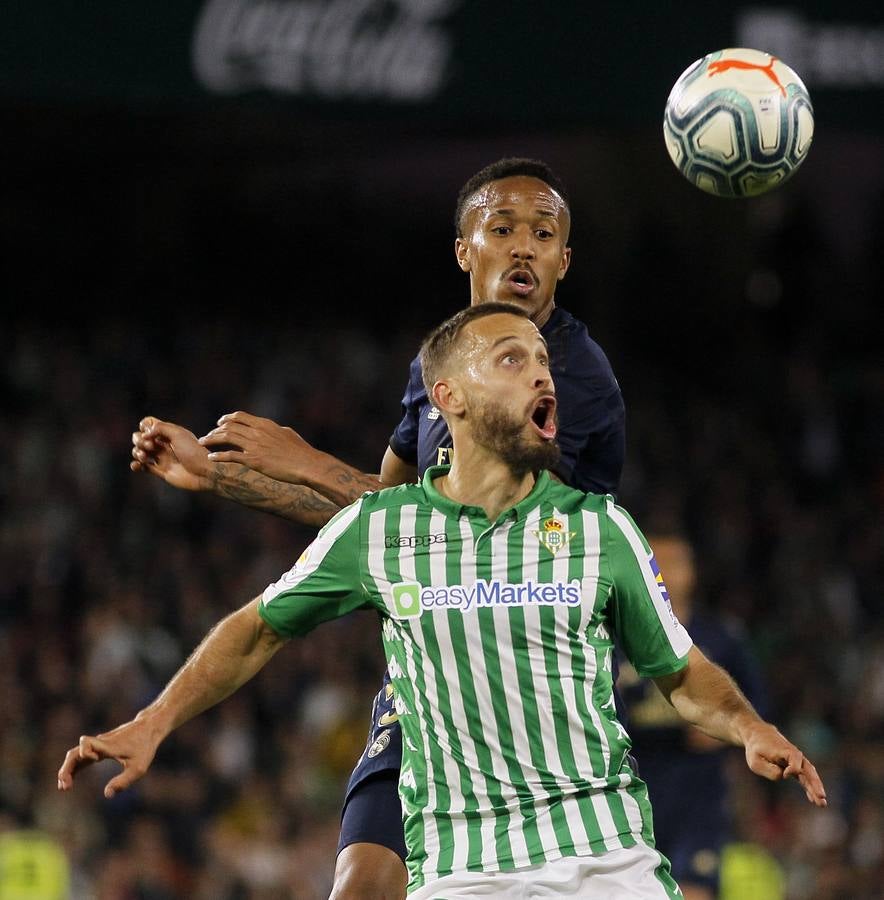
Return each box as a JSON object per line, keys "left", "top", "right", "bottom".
{"left": 72, "top": 304, "right": 826, "bottom": 899}
{"left": 131, "top": 159, "right": 625, "bottom": 899}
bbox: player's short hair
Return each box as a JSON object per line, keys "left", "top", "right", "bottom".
{"left": 420, "top": 301, "right": 532, "bottom": 398}
{"left": 454, "top": 157, "right": 571, "bottom": 237}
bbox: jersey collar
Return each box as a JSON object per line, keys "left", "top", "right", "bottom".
{"left": 422, "top": 465, "right": 552, "bottom": 522}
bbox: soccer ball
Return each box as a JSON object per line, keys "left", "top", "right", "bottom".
{"left": 663, "top": 48, "right": 814, "bottom": 198}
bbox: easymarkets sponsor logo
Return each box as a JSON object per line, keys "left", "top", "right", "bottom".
{"left": 390, "top": 579, "right": 581, "bottom": 618}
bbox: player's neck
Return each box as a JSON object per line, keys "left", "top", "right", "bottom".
{"left": 531, "top": 299, "right": 555, "bottom": 329}
{"left": 436, "top": 447, "right": 537, "bottom": 522}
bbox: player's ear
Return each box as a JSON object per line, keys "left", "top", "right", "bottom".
{"left": 557, "top": 246, "right": 572, "bottom": 282}
{"left": 454, "top": 238, "right": 471, "bottom": 273}
{"left": 432, "top": 378, "right": 464, "bottom": 416}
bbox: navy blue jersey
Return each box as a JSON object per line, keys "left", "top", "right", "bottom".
{"left": 389, "top": 305, "right": 625, "bottom": 494}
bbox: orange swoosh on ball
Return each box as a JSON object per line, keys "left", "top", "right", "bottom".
{"left": 707, "top": 57, "right": 786, "bottom": 97}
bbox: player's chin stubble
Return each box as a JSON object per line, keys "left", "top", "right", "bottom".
{"left": 469, "top": 398, "right": 560, "bottom": 476}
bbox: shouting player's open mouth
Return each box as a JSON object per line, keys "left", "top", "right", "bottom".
{"left": 529, "top": 395, "right": 557, "bottom": 440}
{"left": 504, "top": 265, "right": 538, "bottom": 296}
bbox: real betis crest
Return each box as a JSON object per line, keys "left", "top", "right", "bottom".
{"left": 533, "top": 516, "right": 575, "bottom": 556}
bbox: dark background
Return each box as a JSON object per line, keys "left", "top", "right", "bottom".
{"left": 2, "top": 2, "right": 882, "bottom": 897}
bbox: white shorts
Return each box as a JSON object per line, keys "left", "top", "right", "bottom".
{"left": 407, "top": 842, "right": 680, "bottom": 899}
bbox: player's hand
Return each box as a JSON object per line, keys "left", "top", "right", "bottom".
{"left": 199, "top": 411, "right": 321, "bottom": 483}
{"left": 742, "top": 722, "right": 827, "bottom": 807}
{"left": 131, "top": 417, "right": 213, "bottom": 492}
{"left": 57, "top": 718, "right": 161, "bottom": 799}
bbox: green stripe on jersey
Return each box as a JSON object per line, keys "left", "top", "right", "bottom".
{"left": 260, "top": 470, "right": 692, "bottom": 892}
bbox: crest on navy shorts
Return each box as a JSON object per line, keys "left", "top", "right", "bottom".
{"left": 533, "top": 517, "right": 575, "bottom": 556}
{"left": 368, "top": 728, "right": 392, "bottom": 759}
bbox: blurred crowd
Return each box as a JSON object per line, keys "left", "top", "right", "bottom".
{"left": 1, "top": 293, "right": 881, "bottom": 898}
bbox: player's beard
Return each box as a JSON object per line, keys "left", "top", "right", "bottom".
{"left": 467, "top": 395, "right": 560, "bottom": 476}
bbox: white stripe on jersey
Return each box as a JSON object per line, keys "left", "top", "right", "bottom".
{"left": 391, "top": 505, "right": 443, "bottom": 875}
{"left": 483, "top": 519, "right": 532, "bottom": 865}
{"left": 517, "top": 507, "right": 584, "bottom": 853}
{"left": 410, "top": 508, "right": 467, "bottom": 881}
{"left": 432, "top": 516, "right": 496, "bottom": 871}
{"left": 262, "top": 499, "right": 363, "bottom": 606}
{"left": 578, "top": 508, "right": 628, "bottom": 853}
{"left": 400, "top": 507, "right": 442, "bottom": 879}
{"left": 605, "top": 500, "right": 693, "bottom": 658}
{"left": 487, "top": 510, "right": 548, "bottom": 862}
{"left": 552, "top": 508, "right": 614, "bottom": 787}
{"left": 570, "top": 508, "right": 612, "bottom": 781}
{"left": 366, "top": 503, "right": 388, "bottom": 601}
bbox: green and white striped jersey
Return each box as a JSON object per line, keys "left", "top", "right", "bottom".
{"left": 260, "top": 466, "right": 692, "bottom": 893}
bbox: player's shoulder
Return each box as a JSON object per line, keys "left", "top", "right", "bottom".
{"left": 593, "top": 495, "right": 647, "bottom": 548}
{"left": 357, "top": 479, "right": 426, "bottom": 512}
{"left": 542, "top": 305, "right": 597, "bottom": 349}
{"left": 395, "top": 351, "right": 429, "bottom": 411}
{"left": 405, "top": 352, "right": 426, "bottom": 389}
{"left": 407, "top": 351, "right": 423, "bottom": 376}
{"left": 543, "top": 477, "right": 614, "bottom": 513}
{"left": 543, "top": 306, "right": 619, "bottom": 382}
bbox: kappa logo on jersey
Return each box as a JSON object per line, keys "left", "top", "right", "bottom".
{"left": 387, "top": 657, "right": 404, "bottom": 679}
{"left": 388, "top": 578, "right": 581, "bottom": 617}
{"left": 533, "top": 517, "right": 576, "bottom": 556}
{"left": 385, "top": 531, "right": 447, "bottom": 549}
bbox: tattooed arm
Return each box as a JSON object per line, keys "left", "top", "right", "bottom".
{"left": 198, "top": 411, "right": 403, "bottom": 507}
{"left": 132, "top": 417, "right": 341, "bottom": 528}
{"left": 206, "top": 462, "right": 341, "bottom": 527}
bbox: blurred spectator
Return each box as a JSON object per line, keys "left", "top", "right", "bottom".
{"left": 0, "top": 815, "right": 69, "bottom": 900}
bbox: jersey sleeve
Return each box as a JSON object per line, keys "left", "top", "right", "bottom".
{"left": 259, "top": 499, "right": 371, "bottom": 637}
{"left": 388, "top": 355, "right": 424, "bottom": 466}
{"left": 604, "top": 498, "right": 693, "bottom": 677}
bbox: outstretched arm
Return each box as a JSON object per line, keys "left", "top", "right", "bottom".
{"left": 58, "top": 599, "right": 286, "bottom": 798}
{"left": 653, "top": 646, "right": 827, "bottom": 807}
{"left": 199, "top": 411, "right": 393, "bottom": 507}
{"left": 132, "top": 417, "right": 340, "bottom": 528}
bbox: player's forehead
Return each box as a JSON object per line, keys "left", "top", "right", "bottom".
{"left": 461, "top": 313, "right": 545, "bottom": 355}
{"left": 465, "top": 176, "right": 568, "bottom": 223}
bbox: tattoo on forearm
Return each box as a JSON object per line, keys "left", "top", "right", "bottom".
{"left": 325, "top": 465, "right": 384, "bottom": 507}
{"left": 208, "top": 464, "right": 340, "bottom": 528}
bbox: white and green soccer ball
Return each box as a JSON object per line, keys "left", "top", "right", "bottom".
{"left": 663, "top": 48, "right": 814, "bottom": 198}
